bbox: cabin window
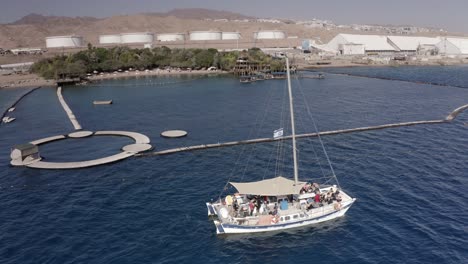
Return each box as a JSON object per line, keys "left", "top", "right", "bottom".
{"left": 300, "top": 213, "right": 304, "bottom": 218}
{"left": 285, "top": 216, "right": 290, "bottom": 221}
{"left": 293, "top": 215, "right": 299, "bottom": 219}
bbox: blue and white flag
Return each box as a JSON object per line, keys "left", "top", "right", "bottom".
{"left": 273, "top": 128, "right": 284, "bottom": 139}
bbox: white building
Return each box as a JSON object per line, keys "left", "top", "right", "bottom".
{"left": 326, "top": 34, "right": 396, "bottom": 55}
{"left": 387, "top": 36, "right": 440, "bottom": 54}
{"left": 156, "top": 33, "right": 185, "bottom": 42}
{"left": 340, "top": 43, "right": 365, "bottom": 55}
{"left": 436, "top": 37, "right": 468, "bottom": 55}
{"left": 99, "top": 34, "right": 122, "bottom": 45}
{"left": 221, "top": 32, "right": 241, "bottom": 40}
{"left": 253, "top": 30, "right": 286, "bottom": 40}
{"left": 120, "top": 32, "right": 154, "bottom": 44}
{"left": 189, "top": 31, "right": 222, "bottom": 41}
{"left": 46, "top": 35, "right": 83, "bottom": 48}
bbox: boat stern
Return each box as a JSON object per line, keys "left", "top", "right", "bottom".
{"left": 206, "top": 202, "right": 217, "bottom": 216}
{"left": 213, "top": 220, "right": 226, "bottom": 235}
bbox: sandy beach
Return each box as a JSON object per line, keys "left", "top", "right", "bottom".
{"left": 0, "top": 73, "right": 55, "bottom": 89}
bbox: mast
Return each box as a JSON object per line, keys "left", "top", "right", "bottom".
{"left": 286, "top": 57, "right": 299, "bottom": 184}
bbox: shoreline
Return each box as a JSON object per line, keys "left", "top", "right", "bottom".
{"left": 0, "top": 73, "right": 55, "bottom": 89}
{"left": 86, "top": 69, "right": 229, "bottom": 82}
{"left": 0, "top": 70, "right": 228, "bottom": 89}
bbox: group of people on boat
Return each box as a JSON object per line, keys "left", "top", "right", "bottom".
{"left": 223, "top": 182, "right": 343, "bottom": 222}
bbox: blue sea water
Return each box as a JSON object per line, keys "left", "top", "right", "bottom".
{"left": 0, "top": 67, "right": 467, "bottom": 264}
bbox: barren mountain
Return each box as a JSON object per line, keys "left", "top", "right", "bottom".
{"left": 11, "top": 13, "right": 100, "bottom": 25}
{"left": 146, "top": 8, "right": 255, "bottom": 20}
{"left": 0, "top": 8, "right": 461, "bottom": 49}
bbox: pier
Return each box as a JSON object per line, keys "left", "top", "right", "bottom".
{"left": 138, "top": 104, "right": 468, "bottom": 157}
{"left": 57, "top": 87, "right": 82, "bottom": 130}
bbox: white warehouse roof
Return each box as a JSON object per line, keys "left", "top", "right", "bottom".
{"left": 387, "top": 36, "right": 440, "bottom": 51}
{"left": 326, "top": 34, "right": 396, "bottom": 52}
{"left": 437, "top": 37, "right": 468, "bottom": 54}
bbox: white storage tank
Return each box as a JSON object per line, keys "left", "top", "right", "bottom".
{"left": 157, "top": 33, "right": 185, "bottom": 42}
{"left": 120, "top": 32, "right": 154, "bottom": 44}
{"left": 45, "top": 35, "right": 83, "bottom": 48}
{"left": 222, "top": 32, "right": 241, "bottom": 40}
{"left": 99, "top": 34, "right": 122, "bottom": 45}
{"left": 189, "top": 31, "right": 222, "bottom": 41}
{"left": 253, "top": 30, "right": 286, "bottom": 40}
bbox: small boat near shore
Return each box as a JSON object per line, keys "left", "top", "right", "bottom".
{"left": 2, "top": 116, "right": 16, "bottom": 123}
{"left": 93, "top": 100, "right": 113, "bottom": 105}
{"left": 301, "top": 73, "right": 325, "bottom": 79}
{"left": 240, "top": 76, "right": 256, "bottom": 83}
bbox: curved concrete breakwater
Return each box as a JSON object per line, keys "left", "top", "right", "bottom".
{"left": 16, "top": 130, "right": 152, "bottom": 169}
{"left": 138, "top": 104, "right": 468, "bottom": 157}
{"left": 10, "top": 87, "right": 152, "bottom": 169}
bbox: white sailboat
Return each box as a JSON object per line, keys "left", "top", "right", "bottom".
{"left": 206, "top": 57, "right": 356, "bottom": 235}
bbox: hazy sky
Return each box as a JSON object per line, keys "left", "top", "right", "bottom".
{"left": 1, "top": 0, "right": 466, "bottom": 32}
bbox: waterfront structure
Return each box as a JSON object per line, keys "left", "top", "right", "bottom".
{"left": 222, "top": 32, "right": 241, "bottom": 40}
{"left": 189, "top": 31, "right": 222, "bottom": 41}
{"left": 253, "top": 30, "right": 286, "bottom": 40}
{"left": 46, "top": 35, "right": 83, "bottom": 48}
{"left": 120, "top": 32, "right": 154, "bottom": 44}
{"left": 340, "top": 43, "right": 365, "bottom": 55}
{"left": 156, "top": 33, "right": 185, "bottom": 42}
{"left": 326, "top": 34, "right": 396, "bottom": 55}
{"left": 387, "top": 36, "right": 440, "bottom": 54}
{"left": 435, "top": 37, "right": 468, "bottom": 55}
{"left": 99, "top": 34, "right": 122, "bottom": 45}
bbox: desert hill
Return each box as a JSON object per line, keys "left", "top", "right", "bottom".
{"left": 0, "top": 8, "right": 461, "bottom": 49}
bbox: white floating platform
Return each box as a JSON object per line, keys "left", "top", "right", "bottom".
{"left": 26, "top": 152, "right": 134, "bottom": 169}
{"left": 161, "top": 130, "right": 188, "bottom": 138}
{"left": 123, "top": 143, "right": 153, "bottom": 153}
{"left": 13, "top": 130, "right": 152, "bottom": 170}
{"left": 30, "top": 135, "right": 66, "bottom": 145}
{"left": 95, "top": 131, "right": 151, "bottom": 144}
{"left": 68, "top": 131, "right": 94, "bottom": 138}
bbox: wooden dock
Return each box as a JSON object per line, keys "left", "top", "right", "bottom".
{"left": 138, "top": 104, "right": 468, "bottom": 157}
{"left": 57, "top": 87, "right": 82, "bottom": 130}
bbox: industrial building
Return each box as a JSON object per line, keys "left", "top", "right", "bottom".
{"left": 387, "top": 36, "right": 440, "bottom": 54}
{"left": 221, "top": 32, "right": 241, "bottom": 40}
{"left": 189, "top": 31, "right": 222, "bottom": 41}
{"left": 326, "top": 34, "right": 396, "bottom": 55}
{"left": 46, "top": 35, "right": 83, "bottom": 48}
{"left": 120, "top": 32, "right": 154, "bottom": 44}
{"left": 436, "top": 37, "right": 468, "bottom": 55}
{"left": 99, "top": 34, "right": 122, "bottom": 45}
{"left": 253, "top": 30, "right": 286, "bottom": 40}
{"left": 156, "top": 33, "right": 185, "bottom": 42}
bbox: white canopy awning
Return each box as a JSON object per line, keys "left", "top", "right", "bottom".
{"left": 230, "top": 176, "right": 306, "bottom": 196}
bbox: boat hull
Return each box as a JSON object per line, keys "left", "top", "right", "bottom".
{"left": 209, "top": 199, "right": 355, "bottom": 235}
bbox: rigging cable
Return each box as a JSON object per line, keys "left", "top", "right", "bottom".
{"left": 293, "top": 75, "right": 341, "bottom": 189}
